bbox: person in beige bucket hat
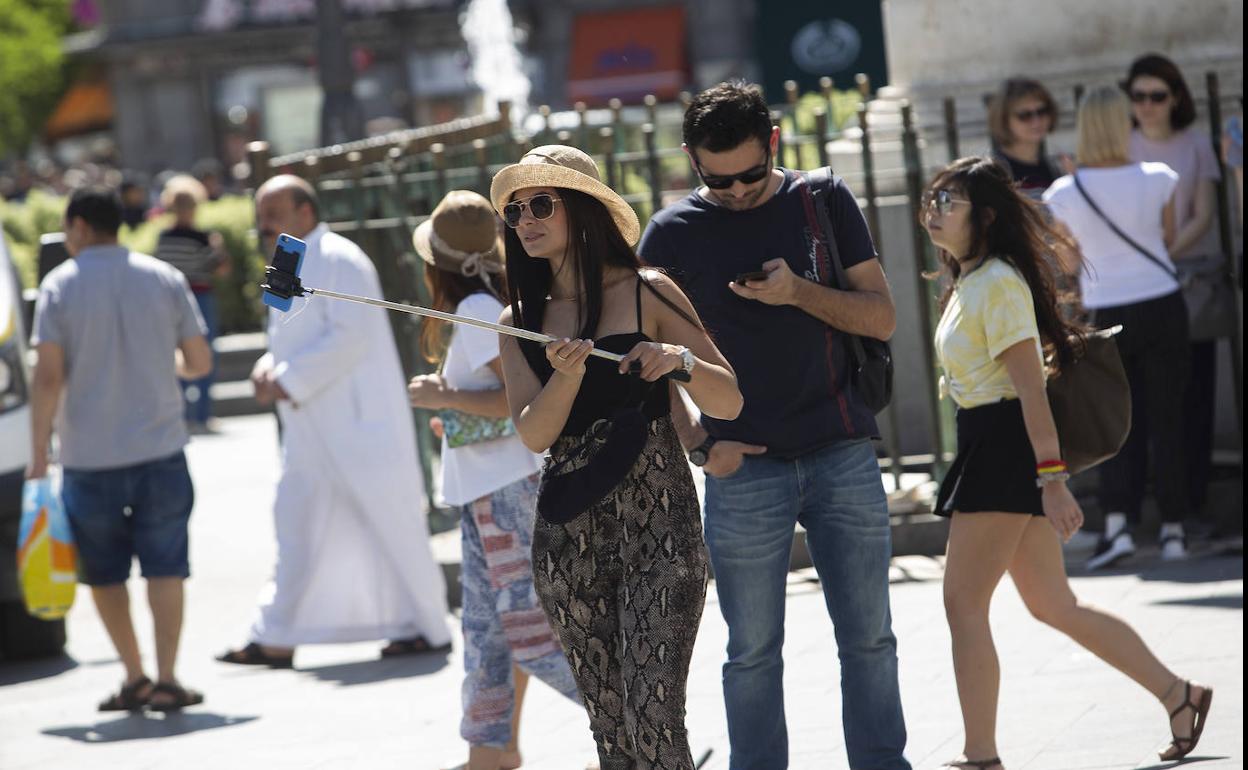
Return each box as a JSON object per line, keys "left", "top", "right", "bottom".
{"left": 490, "top": 146, "right": 744, "bottom": 768}
{"left": 407, "top": 189, "right": 589, "bottom": 770}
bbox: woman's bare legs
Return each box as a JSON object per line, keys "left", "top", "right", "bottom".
{"left": 943, "top": 513, "right": 1032, "bottom": 764}
{"left": 1006, "top": 518, "right": 1209, "bottom": 745}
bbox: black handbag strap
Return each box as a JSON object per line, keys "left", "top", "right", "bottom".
{"left": 800, "top": 168, "right": 867, "bottom": 367}
{"left": 1072, "top": 173, "right": 1177, "bottom": 281}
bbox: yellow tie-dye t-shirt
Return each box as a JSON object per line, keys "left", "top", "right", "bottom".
{"left": 935, "top": 258, "right": 1045, "bottom": 409}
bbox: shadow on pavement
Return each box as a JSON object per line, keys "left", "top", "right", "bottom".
{"left": 1134, "top": 756, "right": 1232, "bottom": 770}
{"left": 0, "top": 654, "right": 78, "bottom": 687}
{"left": 299, "top": 653, "right": 450, "bottom": 686}
{"left": 1152, "top": 592, "right": 1243, "bottom": 610}
{"left": 1067, "top": 553, "right": 1243, "bottom": 583}
{"left": 41, "top": 712, "right": 258, "bottom": 743}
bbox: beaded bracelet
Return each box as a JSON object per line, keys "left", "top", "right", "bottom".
{"left": 1036, "top": 471, "right": 1071, "bottom": 488}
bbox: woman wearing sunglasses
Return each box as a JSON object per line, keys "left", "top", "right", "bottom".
{"left": 491, "top": 145, "right": 741, "bottom": 770}
{"left": 404, "top": 190, "right": 586, "bottom": 770}
{"left": 1044, "top": 86, "right": 1193, "bottom": 571}
{"left": 924, "top": 155, "right": 1212, "bottom": 770}
{"left": 988, "top": 78, "right": 1069, "bottom": 198}
{"left": 1125, "top": 53, "right": 1224, "bottom": 545}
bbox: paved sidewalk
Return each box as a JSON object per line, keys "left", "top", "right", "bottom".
{"left": 0, "top": 415, "right": 1241, "bottom": 770}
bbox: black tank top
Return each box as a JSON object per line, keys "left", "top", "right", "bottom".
{"left": 520, "top": 277, "right": 671, "bottom": 436}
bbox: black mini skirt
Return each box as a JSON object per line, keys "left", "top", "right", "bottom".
{"left": 934, "top": 398, "right": 1044, "bottom": 518}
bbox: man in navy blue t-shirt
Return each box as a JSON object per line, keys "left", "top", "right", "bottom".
{"left": 638, "top": 81, "right": 910, "bottom": 770}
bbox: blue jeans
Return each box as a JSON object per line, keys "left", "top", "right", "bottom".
{"left": 61, "top": 451, "right": 195, "bottom": 586}
{"left": 704, "top": 439, "right": 909, "bottom": 770}
{"left": 182, "top": 291, "right": 217, "bottom": 423}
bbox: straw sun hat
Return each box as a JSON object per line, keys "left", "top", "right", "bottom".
{"left": 411, "top": 189, "right": 504, "bottom": 280}
{"left": 489, "top": 145, "right": 641, "bottom": 246}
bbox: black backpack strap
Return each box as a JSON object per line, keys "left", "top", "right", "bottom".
{"left": 1072, "top": 173, "right": 1177, "bottom": 280}
{"left": 799, "top": 168, "right": 867, "bottom": 368}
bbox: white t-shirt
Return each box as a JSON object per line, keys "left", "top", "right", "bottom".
{"left": 438, "top": 293, "right": 543, "bottom": 507}
{"left": 1043, "top": 162, "right": 1180, "bottom": 309}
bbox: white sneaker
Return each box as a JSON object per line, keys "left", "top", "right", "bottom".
{"left": 1160, "top": 534, "right": 1188, "bottom": 561}
{"left": 1086, "top": 531, "right": 1136, "bottom": 570}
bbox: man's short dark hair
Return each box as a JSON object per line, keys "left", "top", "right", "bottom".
{"left": 66, "top": 185, "right": 123, "bottom": 235}
{"left": 682, "top": 81, "right": 773, "bottom": 153}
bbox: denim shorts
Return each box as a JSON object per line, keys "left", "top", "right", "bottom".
{"left": 61, "top": 451, "right": 195, "bottom": 586}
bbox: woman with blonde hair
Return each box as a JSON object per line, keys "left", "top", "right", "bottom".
{"left": 1044, "top": 85, "right": 1194, "bottom": 570}
{"left": 405, "top": 190, "right": 584, "bottom": 770}
{"left": 925, "top": 153, "right": 1212, "bottom": 769}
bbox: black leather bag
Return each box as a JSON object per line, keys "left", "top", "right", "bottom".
{"left": 1046, "top": 327, "right": 1132, "bottom": 475}
{"left": 535, "top": 408, "right": 649, "bottom": 524}
{"left": 801, "top": 169, "right": 894, "bottom": 413}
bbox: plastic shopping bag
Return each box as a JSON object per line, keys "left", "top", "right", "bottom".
{"left": 17, "top": 468, "right": 77, "bottom": 620}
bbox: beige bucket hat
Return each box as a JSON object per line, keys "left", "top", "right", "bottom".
{"left": 412, "top": 189, "right": 504, "bottom": 278}
{"left": 489, "top": 145, "right": 641, "bottom": 246}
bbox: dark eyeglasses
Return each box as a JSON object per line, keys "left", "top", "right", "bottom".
{"left": 922, "top": 189, "right": 971, "bottom": 216}
{"left": 1013, "top": 106, "right": 1052, "bottom": 122}
{"left": 694, "top": 147, "right": 772, "bottom": 190}
{"left": 503, "top": 193, "right": 561, "bottom": 228}
{"left": 1130, "top": 89, "right": 1170, "bottom": 104}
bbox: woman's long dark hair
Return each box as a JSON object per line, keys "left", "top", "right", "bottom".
{"left": 925, "top": 156, "right": 1084, "bottom": 370}
{"left": 503, "top": 188, "right": 700, "bottom": 341}
{"left": 419, "top": 263, "right": 508, "bottom": 364}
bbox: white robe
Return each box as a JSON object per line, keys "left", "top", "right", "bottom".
{"left": 249, "top": 223, "right": 451, "bottom": 647}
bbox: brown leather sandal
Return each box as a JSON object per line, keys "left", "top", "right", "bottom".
{"left": 147, "top": 681, "right": 204, "bottom": 712}
{"left": 944, "top": 759, "right": 1003, "bottom": 769}
{"left": 98, "top": 676, "right": 152, "bottom": 712}
{"left": 1159, "top": 681, "right": 1213, "bottom": 761}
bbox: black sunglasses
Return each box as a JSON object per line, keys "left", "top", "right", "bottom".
{"left": 1130, "top": 89, "right": 1170, "bottom": 104}
{"left": 1013, "top": 106, "right": 1052, "bottom": 122}
{"left": 694, "top": 147, "right": 772, "bottom": 190}
{"left": 503, "top": 193, "right": 561, "bottom": 228}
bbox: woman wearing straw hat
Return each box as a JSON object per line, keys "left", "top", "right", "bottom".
{"left": 491, "top": 146, "right": 742, "bottom": 769}
{"left": 407, "top": 190, "right": 584, "bottom": 770}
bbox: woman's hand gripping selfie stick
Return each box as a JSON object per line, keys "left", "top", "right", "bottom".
{"left": 261, "top": 263, "right": 691, "bottom": 383}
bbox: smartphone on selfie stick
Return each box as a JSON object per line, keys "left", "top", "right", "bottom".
{"left": 262, "top": 234, "right": 307, "bottom": 311}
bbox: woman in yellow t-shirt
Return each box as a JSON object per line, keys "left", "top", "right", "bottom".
{"left": 923, "top": 157, "right": 1212, "bottom": 770}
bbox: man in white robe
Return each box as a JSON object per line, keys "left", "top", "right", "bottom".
{"left": 218, "top": 176, "right": 451, "bottom": 666}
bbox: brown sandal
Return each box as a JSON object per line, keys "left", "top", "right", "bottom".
{"left": 380, "top": 636, "right": 452, "bottom": 657}
{"left": 1159, "top": 681, "right": 1213, "bottom": 761}
{"left": 98, "top": 676, "right": 152, "bottom": 712}
{"left": 147, "top": 681, "right": 204, "bottom": 712}
{"left": 216, "top": 641, "right": 294, "bottom": 668}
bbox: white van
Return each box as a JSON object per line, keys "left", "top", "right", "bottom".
{"left": 0, "top": 230, "right": 67, "bottom": 659}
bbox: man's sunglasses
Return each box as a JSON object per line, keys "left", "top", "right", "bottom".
{"left": 503, "top": 193, "right": 561, "bottom": 228}
{"left": 923, "top": 189, "right": 972, "bottom": 216}
{"left": 694, "top": 148, "right": 772, "bottom": 190}
{"left": 1013, "top": 106, "right": 1052, "bottom": 122}
{"left": 1130, "top": 89, "right": 1170, "bottom": 104}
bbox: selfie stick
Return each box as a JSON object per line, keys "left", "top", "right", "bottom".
{"left": 262, "top": 267, "right": 691, "bottom": 382}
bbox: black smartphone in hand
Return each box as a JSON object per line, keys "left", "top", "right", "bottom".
{"left": 734, "top": 270, "right": 770, "bottom": 284}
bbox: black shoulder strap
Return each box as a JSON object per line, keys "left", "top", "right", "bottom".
{"left": 1072, "top": 173, "right": 1177, "bottom": 280}
{"left": 801, "top": 168, "right": 866, "bottom": 367}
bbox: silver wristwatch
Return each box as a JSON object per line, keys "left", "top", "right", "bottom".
{"left": 676, "top": 346, "right": 695, "bottom": 375}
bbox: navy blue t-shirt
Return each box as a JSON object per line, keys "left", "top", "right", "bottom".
{"left": 638, "top": 168, "right": 880, "bottom": 457}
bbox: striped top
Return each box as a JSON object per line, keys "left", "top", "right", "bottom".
{"left": 154, "top": 226, "right": 221, "bottom": 290}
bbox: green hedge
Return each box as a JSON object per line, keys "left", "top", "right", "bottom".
{"left": 1, "top": 192, "right": 267, "bottom": 333}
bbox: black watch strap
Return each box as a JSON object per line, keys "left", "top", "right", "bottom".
{"left": 689, "top": 435, "right": 717, "bottom": 466}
